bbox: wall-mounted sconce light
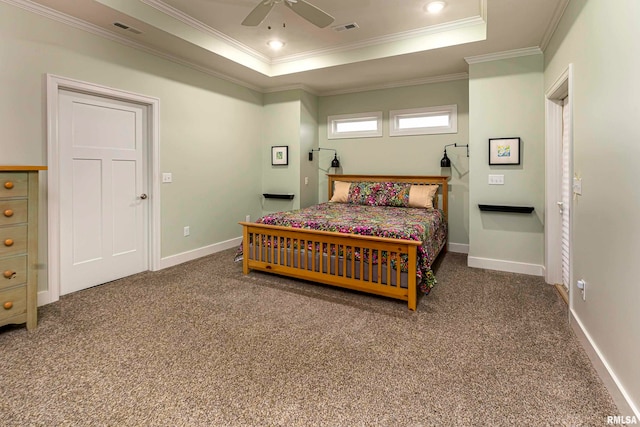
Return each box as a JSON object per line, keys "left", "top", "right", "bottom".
{"left": 309, "top": 148, "right": 341, "bottom": 168}
{"left": 440, "top": 143, "right": 469, "bottom": 167}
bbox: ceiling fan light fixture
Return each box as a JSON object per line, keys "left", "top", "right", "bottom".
{"left": 243, "top": 0, "right": 334, "bottom": 28}
{"left": 425, "top": 1, "right": 446, "bottom": 14}
{"left": 267, "top": 40, "right": 285, "bottom": 50}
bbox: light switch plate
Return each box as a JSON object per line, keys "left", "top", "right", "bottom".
{"left": 162, "top": 173, "right": 172, "bottom": 183}
{"left": 488, "top": 174, "right": 504, "bottom": 185}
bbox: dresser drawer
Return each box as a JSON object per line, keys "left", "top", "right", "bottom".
{"left": 0, "top": 225, "right": 27, "bottom": 257}
{"left": 0, "top": 256, "right": 27, "bottom": 290}
{"left": 0, "top": 172, "right": 28, "bottom": 198}
{"left": 0, "top": 200, "right": 28, "bottom": 226}
{"left": 0, "top": 285, "right": 27, "bottom": 322}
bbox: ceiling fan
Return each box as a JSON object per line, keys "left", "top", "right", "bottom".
{"left": 242, "top": 0, "right": 335, "bottom": 28}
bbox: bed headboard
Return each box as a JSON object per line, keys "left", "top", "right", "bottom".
{"left": 327, "top": 174, "right": 450, "bottom": 220}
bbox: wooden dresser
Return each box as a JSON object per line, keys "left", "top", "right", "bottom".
{"left": 0, "top": 166, "right": 46, "bottom": 330}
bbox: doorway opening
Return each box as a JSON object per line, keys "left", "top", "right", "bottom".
{"left": 545, "top": 65, "right": 573, "bottom": 308}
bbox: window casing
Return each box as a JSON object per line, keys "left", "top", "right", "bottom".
{"left": 328, "top": 112, "right": 383, "bottom": 139}
{"left": 390, "top": 105, "right": 457, "bottom": 136}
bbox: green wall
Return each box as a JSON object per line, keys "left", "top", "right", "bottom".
{"left": 544, "top": 0, "right": 640, "bottom": 414}
{"left": 299, "top": 91, "right": 319, "bottom": 209}
{"left": 317, "top": 80, "right": 470, "bottom": 247}
{"left": 0, "top": 2, "right": 264, "bottom": 292}
{"left": 261, "top": 90, "right": 319, "bottom": 214}
{"left": 262, "top": 91, "right": 301, "bottom": 213}
{"left": 468, "top": 55, "right": 545, "bottom": 272}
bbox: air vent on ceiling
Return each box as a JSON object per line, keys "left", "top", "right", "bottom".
{"left": 113, "top": 22, "right": 143, "bottom": 35}
{"left": 332, "top": 22, "right": 359, "bottom": 32}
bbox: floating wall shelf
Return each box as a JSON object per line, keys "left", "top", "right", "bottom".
{"left": 478, "top": 204, "right": 534, "bottom": 214}
{"left": 263, "top": 193, "right": 294, "bottom": 200}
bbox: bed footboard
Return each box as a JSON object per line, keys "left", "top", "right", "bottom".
{"left": 239, "top": 222, "right": 422, "bottom": 310}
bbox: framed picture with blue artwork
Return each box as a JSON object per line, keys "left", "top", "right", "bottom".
{"left": 489, "top": 137, "right": 520, "bottom": 165}
{"left": 271, "top": 145, "right": 288, "bottom": 166}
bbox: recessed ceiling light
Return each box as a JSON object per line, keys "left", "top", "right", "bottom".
{"left": 426, "top": 1, "right": 446, "bottom": 14}
{"left": 267, "top": 40, "right": 285, "bottom": 50}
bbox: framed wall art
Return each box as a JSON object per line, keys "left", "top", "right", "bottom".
{"left": 271, "top": 145, "right": 288, "bottom": 166}
{"left": 489, "top": 137, "right": 520, "bottom": 165}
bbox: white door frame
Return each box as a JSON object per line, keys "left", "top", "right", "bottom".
{"left": 45, "top": 74, "right": 161, "bottom": 305}
{"left": 544, "top": 64, "right": 573, "bottom": 294}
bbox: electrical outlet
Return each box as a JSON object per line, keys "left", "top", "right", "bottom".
{"left": 183, "top": 226, "right": 190, "bottom": 237}
{"left": 304, "top": 177, "right": 309, "bottom": 185}
{"left": 245, "top": 215, "right": 251, "bottom": 222}
{"left": 488, "top": 174, "right": 504, "bottom": 185}
{"left": 162, "top": 173, "right": 172, "bottom": 183}
{"left": 573, "top": 177, "right": 582, "bottom": 195}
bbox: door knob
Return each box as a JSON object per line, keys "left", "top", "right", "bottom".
{"left": 139, "top": 194, "right": 148, "bottom": 200}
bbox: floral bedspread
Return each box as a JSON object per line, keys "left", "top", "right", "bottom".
{"left": 240, "top": 203, "right": 447, "bottom": 293}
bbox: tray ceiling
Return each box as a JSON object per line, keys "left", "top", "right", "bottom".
{"left": 13, "top": 0, "right": 568, "bottom": 93}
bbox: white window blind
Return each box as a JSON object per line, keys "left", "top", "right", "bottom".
{"left": 561, "top": 96, "right": 571, "bottom": 292}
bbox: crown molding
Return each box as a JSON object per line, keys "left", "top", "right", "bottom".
{"left": 141, "top": 0, "right": 270, "bottom": 64}
{"left": 271, "top": 15, "right": 486, "bottom": 66}
{"left": 317, "top": 72, "right": 469, "bottom": 97}
{"left": 2, "top": 0, "right": 263, "bottom": 92}
{"left": 539, "top": 0, "right": 570, "bottom": 51}
{"left": 262, "top": 84, "right": 320, "bottom": 96}
{"left": 464, "top": 46, "right": 542, "bottom": 64}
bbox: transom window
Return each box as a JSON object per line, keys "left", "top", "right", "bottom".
{"left": 328, "top": 112, "right": 383, "bottom": 139}
{"left": 390, "top": 105, "right": 457, "bottom": 136}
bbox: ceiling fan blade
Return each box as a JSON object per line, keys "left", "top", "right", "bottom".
{"left": 242, "top": 1, "right": 275, "bottom": 26}
{"left": 284, "top": 0, "right": 335, "bottom": 28}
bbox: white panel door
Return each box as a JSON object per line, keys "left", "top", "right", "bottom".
{"left": 59, "top": 90, "right": 148, "bottom": 295}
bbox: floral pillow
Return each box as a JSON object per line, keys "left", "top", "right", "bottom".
{"left": 347, "top": 182, "right": 412, "bottom": 207}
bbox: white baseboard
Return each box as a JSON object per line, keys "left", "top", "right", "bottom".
{"left": 157, "top": 237, "right": 242, "bottom": 270}
{"left": 467, "top": 256, "right": 544, "bottom": 276}
{"left": 570, "top": 309, "right": 639, "bottom": 418}
{"left": 448, "top": 243, "right": 469, "bottom": 254}
{"left": 38, "top": 290, "right": 55, "bottom": 307}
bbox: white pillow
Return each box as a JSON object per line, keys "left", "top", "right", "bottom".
{"left": 329, "top": 181, "right": 351, "bottom": 202}
{"left": 408, "top": 185, "right": 438, "bottom": 209}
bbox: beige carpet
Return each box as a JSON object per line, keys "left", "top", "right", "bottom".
{"left": 0, "top": 250, "right": 618, "bottom": 426}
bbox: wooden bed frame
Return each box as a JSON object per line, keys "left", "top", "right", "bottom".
{"left": 239, "top": 175, "right": 449, "bottom": 310}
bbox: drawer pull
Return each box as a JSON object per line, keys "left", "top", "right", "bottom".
{"left": 3, "top": 181, "right": 14, "bottom": 190}
{"left": 3, "top": 209, "right": 14, "bottom": 217}
{"left": 3, "top": 270, "right": 16, "bottom": 279}
{"left": 4, "top": 239, "right": 14, "bottom": 247}
{"left": 3, "top": 301, "right": 13, "bottom": 310}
